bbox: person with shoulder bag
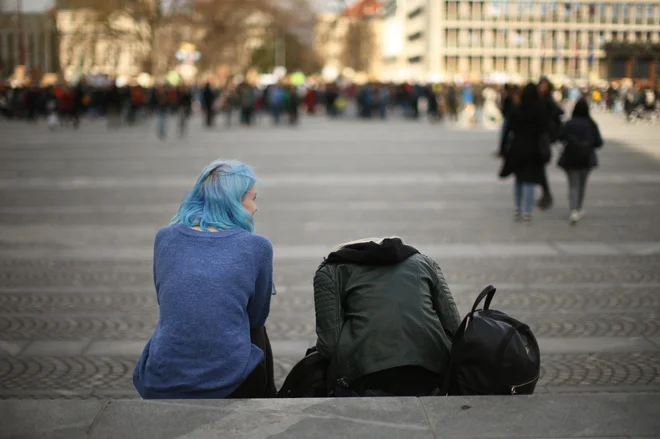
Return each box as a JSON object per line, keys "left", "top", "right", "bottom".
{"left": 499, "top": 83, "right": 549, "bottom": 223}
{"left": 537, "top": 77, "right": 565, "bottom": 211}
{"left": 558, "top": 99, "right": 604, "bottom": 225}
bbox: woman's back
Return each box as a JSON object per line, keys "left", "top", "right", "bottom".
{"left": 133, "top": 224, "right": 273, "bottom": 399}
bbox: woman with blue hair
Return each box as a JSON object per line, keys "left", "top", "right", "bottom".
{"left": 133, "top": 160, "right": 276, "bottom": 399}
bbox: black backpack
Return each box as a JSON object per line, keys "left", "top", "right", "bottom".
{"left": 564, "top": 130, "right": 593, "bottom": 168}
{"left": 278, "top": 348, "right": 329, "bottom": 398}
{"left": 441, "top": 285, "right": 540, "bottom": 395}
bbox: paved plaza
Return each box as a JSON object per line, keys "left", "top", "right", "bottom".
{"left": 0, "top": 111, "right": 659, "bottom": 399}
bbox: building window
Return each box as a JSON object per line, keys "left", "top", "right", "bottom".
{"left": 382, "top": 0, "right": 397, "bottom": 18}
{"left": 28, "top": 33, "right": 35, "bottom": 67}
{"left": 633, "top": 58, "right": 651, "bottom": 79}
{"left": 407, "top": 7, "right": 423, "bottom": 19}
{"left": 7, "top": 34, "right": 14, "bottom": 66}
{"left": 447, "top": 2, "right": 457, "bottom": 20}
{"left": 408, "top": 32, "right": 423, "bottom": 42}
{"left": 408, "top": 55, "right": 422, "bottom": 64}
{"left": 447, "top": 29, "right": 457, "bottom": 47}
{"left": 485, "top": 1, "right": 501, "bottom": 19}
{"left": 459, "top": 2, "right": 470, "bottom": 19}
{"left": 635, "top": 4, "right": 644, "bottom": 24}
{"left": 648, "top": 4, "right": 655, "bottom": 23}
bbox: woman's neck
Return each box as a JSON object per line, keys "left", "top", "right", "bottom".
{"left": 191, "top": 226, "right": 220, "bottom": 232}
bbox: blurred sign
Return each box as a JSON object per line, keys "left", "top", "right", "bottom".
{"left": 176, "top": 43, "right": 201, "bottom": 65}
{"left": 166, "top": 70, "right": 181, "bottom": 85}
{"left": 273, "top": 66, "right": 287, "bottom": 80}
{"left": 322, "top": 66, "right": 339, "bottom": 82}
{"left": 290, "top": 71, "right": 306, "bottom": 86}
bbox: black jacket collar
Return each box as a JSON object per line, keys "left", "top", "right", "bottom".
{"left": 325, "top": 238, "right": 419, "bottom": 266}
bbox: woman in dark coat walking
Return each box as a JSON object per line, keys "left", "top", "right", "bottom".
{"left": 499, "top": 83, "right": 549, "bottom": 222}
{"left": 558, "top": 99, "right": 603, "bottom": 225}
{"left": 537, "top": 77, "right": 564, "bottom": 210}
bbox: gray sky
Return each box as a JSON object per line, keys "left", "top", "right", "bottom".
{"left": 1, "top": 0, "right": 54, "bottom": 12}
{"left": 1, "top": 0, "right": 342, "bottom": 13}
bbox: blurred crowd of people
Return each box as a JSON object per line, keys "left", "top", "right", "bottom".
{"left": 2, "top": 77, "right": 659, "bottom": 137}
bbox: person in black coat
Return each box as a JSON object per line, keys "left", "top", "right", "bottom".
{"left": 537, "top": 77, "right": 565, "bottom": 210}
{"left": 202, "top": 83, "right": 215, "bottom": 128}
{"left": 499, "top": 83, "right": 548, "bottom": 222}
{"left": 557, "top": 99, "right": 603, "bottom": 225}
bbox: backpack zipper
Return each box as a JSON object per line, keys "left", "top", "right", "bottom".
{"left": 510, "top": 375, "right": 540, "bottom": 395}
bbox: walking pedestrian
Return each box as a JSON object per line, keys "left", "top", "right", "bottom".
{"left": 558, "top": 99, "right": 603, "bottom": 225}
{"left": 537, "top": 77, "right": 565, "bottom": 210}
{"left": 202, "top": 82, "right": 215, "bottom": 128}
{"left": 499, "top": 83, "right": 549, "bottom": 223}
{"left": 177, "top": 86, "right": 192, "bottom": 138}
{"left": 154, "top": 86, "right": 169, "bottom": 140}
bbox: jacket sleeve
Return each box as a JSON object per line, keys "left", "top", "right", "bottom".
{"left": 558, "top": 120, "right": 567, "bottom": 142}
{"left": 313, "top": 266, "right": 343, "bottom": 361}
{"left": 499, "top": 115, "right": 512, "bottom": 157}
{"left": 426, "top": 257, "right": 462, "bottom": 339}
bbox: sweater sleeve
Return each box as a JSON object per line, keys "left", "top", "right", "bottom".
{"left": 314, "top": 266, "right": 342, "bottom": 360}
{"left": 248, "top": 238, "right": 273, "bottom": 329}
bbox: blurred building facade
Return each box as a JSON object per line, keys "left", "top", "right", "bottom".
{"left": 54, "top": 0, "right": 155, "bottom": 81}
{"left": 604, "top": 42, "right": 660, "bottom": 84}
{"left": 0, "top": 1, "right": 59, "bottom": 77}
{"left": 315, "top": 0, "right": 382, "bottom": 81}
{"left": 381, "top": 0, "right": 660, "bottom": 84}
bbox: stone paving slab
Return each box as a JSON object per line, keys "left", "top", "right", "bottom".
{"left": 2, "top": 284, "right": 659, "bottom": 314}
{"left": 2, "top": 242, "right": 660, "bottom": 260}
{"left": 21, "top": 340, "right": 92, "bottom": 356}
{"left": 1, "top": 351, "right": 659, "bottom": 398}
{"left": 12, "top": 337, "right": 659, "bottom": 359}
{"left": 1, "top": 394, "right": 659, "bottom": 439}
{"left": 3, "top": 312, "right": 660, "bottom": 340}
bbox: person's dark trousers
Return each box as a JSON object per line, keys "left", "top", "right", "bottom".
{"left": 334, "top": 366, "right": 440, "bottom": 397}
{"left": 537, "top": 168, "right": 554, "bottom": 210}
{"left": 205, "top": 108, "right": 214, "bottom": 127}
{"left": 228, "top": 327, "right": 276, "bottom": 398}
{"left": 71, "top": 110, "right": 80, "bottom": 129}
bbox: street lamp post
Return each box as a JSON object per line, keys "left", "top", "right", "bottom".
{"left": 17, "top": 0, "right": 26, "bottom": 65}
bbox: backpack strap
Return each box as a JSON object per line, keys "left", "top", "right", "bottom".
{"left": 471, "top": 285, "right": 497, "bottom": 313}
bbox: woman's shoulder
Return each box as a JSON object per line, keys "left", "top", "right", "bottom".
{"left": 154, "top": 224, "right": 179, "bottom": 244}
{"left": 241, "top": 232, "right": 272, "bottom": 250}
{"left": 236, "top": 232, "right": 273, "bottom": 261}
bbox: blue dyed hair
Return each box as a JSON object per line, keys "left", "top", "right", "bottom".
{"left": 171, "top": 160, "right": 256, "bottom": 232}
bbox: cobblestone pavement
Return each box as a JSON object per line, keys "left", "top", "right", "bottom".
{"left": 1, "top": 112, "right": 659, "bottom": 398}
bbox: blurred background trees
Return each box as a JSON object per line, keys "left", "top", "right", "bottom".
{"left": 54, "top": 0, "right": 320, "bottom": 79}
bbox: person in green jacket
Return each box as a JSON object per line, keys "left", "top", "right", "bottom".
{"left": 313, "top": 237, "right": 461, "bottom": 397}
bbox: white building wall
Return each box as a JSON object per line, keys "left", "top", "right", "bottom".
{"left": 380, "top": 0, "right": 660, "bottom": 84}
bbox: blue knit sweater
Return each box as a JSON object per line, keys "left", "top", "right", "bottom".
{"left": 133, "top": 224, "right": 273, "bottom": 399}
